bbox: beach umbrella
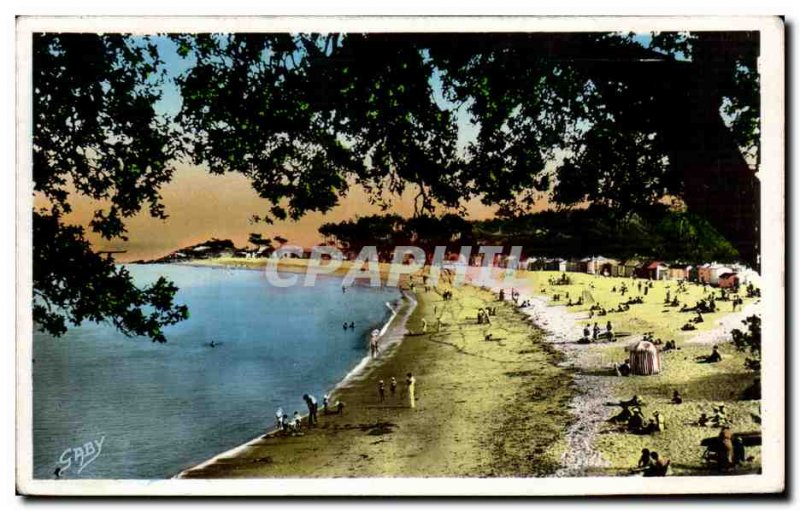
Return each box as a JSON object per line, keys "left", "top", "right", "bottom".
{"left": 625, "top": 340, "right": 662, "bottom": 375}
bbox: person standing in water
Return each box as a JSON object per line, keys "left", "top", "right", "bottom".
{"left": 406, "top": 372, "right": 416, "bottom": 408}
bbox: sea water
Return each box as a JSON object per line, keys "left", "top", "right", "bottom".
{"left": 32, "top": 264, "right": 401, "bottom": 479}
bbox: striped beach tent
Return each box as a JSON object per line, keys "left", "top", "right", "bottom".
{"left": 625, "top": 340, "right": 662, "bottom": 375}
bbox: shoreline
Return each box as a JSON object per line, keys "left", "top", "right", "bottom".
{"left": 177, "top": 272, "right": 572, "bottom": 478}
{"left": 171, "top": 260, "right": 760, "bottom": 478}
{"left": 175, "top": 289, "right": 417, "bottom": 479}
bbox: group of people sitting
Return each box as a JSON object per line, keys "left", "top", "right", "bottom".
{"left": 612, "top": 302, "right": 632, "bottom": 313}
{"left": 607, "top": 395, "right": 666, "bottom": 436}
{"left": 696, "top": 403, "right": 730, "bottom": 428}
{"left": 634, "top": 449, "right": 671, "bottom": 477}
{"left": 579, "top": 321, "right": 614, "bottom": 344}
{"left": 273, "top": 394, "right": 345, "bottom": 437}
{"left": 566, "top": 296, "right": 584, "bottom": 307}
{"left": 588, "top": 304, "right": 608, "bottom": 318}
{"left": 548, "top": 273, "right": 572, "bottom": 286}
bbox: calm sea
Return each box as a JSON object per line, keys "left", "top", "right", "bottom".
{"left": 32, "top": 264, "right": 401, "bottom": 479}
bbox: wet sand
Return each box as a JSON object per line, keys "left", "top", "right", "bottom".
{"left": 179, "top": 281, "right": 573, "bottom": 478}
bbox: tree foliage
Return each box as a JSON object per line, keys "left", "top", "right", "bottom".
{"left": 319, "top": 205, "right": 739, "bottom": 263}
{"left": 731, "top": 315, "right": 761, "bottom": 373}
{"left": 33, "top": 33, "right": 187, "bottom": 341}
{"left": 32, "top": 31, "right": 760, "bottom": 341}
{"left": 175, "top": 31, "right": 760, "bottom": 263}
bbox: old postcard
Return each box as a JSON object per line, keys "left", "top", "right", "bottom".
{"left": 15, "top": 16, "right": 785, "bottom": 496}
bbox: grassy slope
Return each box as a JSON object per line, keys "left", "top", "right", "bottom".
{"left": 520, "top": 271, "right": 762, "bottom": 475}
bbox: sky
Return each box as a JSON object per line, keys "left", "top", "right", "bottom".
{"left": 57, "top": 33, "right": 662, "bottom": 262}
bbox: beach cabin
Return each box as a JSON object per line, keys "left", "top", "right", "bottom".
{"left": 718, "top": 272, "right": 740, "bottom": 289}
{"left": 640, "top": 261, "right": 669, "bottom": 280}
{"left": 697, "top": 263, "right": 712, "bottom": 284}
{"left": 539, "top": 258, "right": 567, "bottom": 272}
{"left": 698, "top": 264, "right": 734, "bottom": 285}
{"left": 625, "top": 340, "right": 662, "bottom": 375}
{"left": 566, "top": 259, "right": 581, "bottom": 273}
{"left": 709, "top": 265, "right": 734, "bottom": 286}
{"left": 620, "top": 258, "right": 643, "bottom": 278}
{"left": 596, "top": 256, "right": 620, "bottom": 277}
{"left": 667, "top": 264, "right": 693, "bottom": 281}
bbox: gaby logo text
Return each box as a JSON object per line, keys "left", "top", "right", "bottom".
{"left": 58, "top": 436, "right": 105, "bottom": 475}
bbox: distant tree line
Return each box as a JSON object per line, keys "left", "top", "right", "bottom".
{"left": 319, "top": 205, "right": 740, "bottom": 263}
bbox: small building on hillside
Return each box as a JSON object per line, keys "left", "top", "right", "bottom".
{"left": 698, "top": 263, "right": 734, "bottom": 285}
{"left": 542, "top": 258, "right": 567, "bottom": 272}
{"left": 638, "top": 261, "right": 669, "bottom": 280}
{"left": 596, "top": 256, "right": 620, "bottom": 277}
{"left": 566, "top": 258, "right": 581, "bottom": 273}
{"left": 667, "top": 264, "right": 693, "bottom": 281}
{"left": 620, "top": 258, "right": 643, "bottom": 278}
{"left": 718, "top": 272, "right": 740, "bottom": 289}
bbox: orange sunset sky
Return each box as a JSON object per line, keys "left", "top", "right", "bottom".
{"left": 52, "top": 162, "right": 548, "bottom": 263}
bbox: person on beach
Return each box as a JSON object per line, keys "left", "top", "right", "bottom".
{"left": 378, "top": 380, "right": 386, "bottom": 402}
{"left": 370, "top": 329, "right": 380, "bottom": 358}
{"left": 322, "top": 394, "right": 330, "bottom": 414}
{"left": 421, "top": 318, "right": 428, "bottom": 333}
{"left": 616, "top": 359, "right": 632, "bottom": 377}
{"left": 671, "top": 390, "right": 683, "bottom": 405}
{"left": 697, "top": 345, "right": 722, "bottom": 363}
{"left": 627, "top": 408, "right": 645, "bottom": 434}
{"left": 593, "top": 322, "right": 600, "bottom": 341}
{"left": 406, "top": 372, "right": 416, "bottom": 409}
{"left": 637, "top": 448, "right": 651, "bottom": 469}
{"left": 606, "top": 321, "right": 613, "bottom": 338}
{"left": 390, "top": 377, "right": 397, "bottom": 396}
{"left": 643, "top": 451, "right": 670, "bottom": 477}
{"left": 275, "top": 407, "right": 284, "bottom": 431}
{"left": 291, "top": 411, "right": 302, "bottom": 433}
{"left": 303, "top": 394, "right": 318, "bottom": 426}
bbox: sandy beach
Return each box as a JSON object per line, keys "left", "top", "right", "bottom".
{"left": 504, "top": 271, "right": 762, "bottom": 476}
{"left": 179, "top": 274, "right": 573, "bottom": 478}
{"left": 175, "top": 260, "right": 762, "bottom": 479}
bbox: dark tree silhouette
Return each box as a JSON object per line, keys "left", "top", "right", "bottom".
{"left": 33, "top": 33, "right": 188, "bottom": 341}
{"left": 176, "top": 32, "right": 760, "bottom": 265}
{"left": 32, "top": 31, "right": 761, "bottom": 341}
